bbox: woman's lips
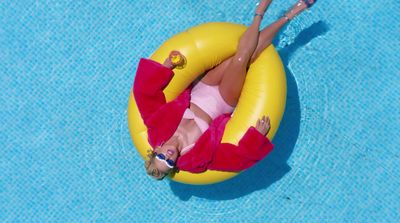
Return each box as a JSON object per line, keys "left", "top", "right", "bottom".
{"left": 167, "top": 149, "right": 174, "bottom": 155}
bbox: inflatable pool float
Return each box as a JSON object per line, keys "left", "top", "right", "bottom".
{"left": 128, "top": 22, "right": 287, "bottom": 185}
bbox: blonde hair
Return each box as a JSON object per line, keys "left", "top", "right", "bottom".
{"left": 144, "top": 149, "right": 165, "bottom": 180}
{"left": 144, "top": 148, "right": 178, "bottom": 180}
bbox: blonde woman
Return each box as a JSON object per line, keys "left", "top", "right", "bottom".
{"left": 134, "top": 0, "right": 316, "bottom": 179}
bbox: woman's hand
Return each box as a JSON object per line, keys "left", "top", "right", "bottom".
{"left": 163, "top": 51, "right": 185, "bottom": 69}
{"left": 255, "top": 115, "right": 271, "bottom": 136}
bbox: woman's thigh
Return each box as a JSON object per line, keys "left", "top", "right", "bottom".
{"left": 200, "top": 55, "right": 248, "bottom": 106}
{"left": 218, "top": 58, "right": 248, "bottom": 106}
{"left": 200, "top": 57, "right": 233, "bottom": 86}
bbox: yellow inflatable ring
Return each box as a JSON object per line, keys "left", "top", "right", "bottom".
{"left": 128, "top": 22, "right": 287, "bottom": 185}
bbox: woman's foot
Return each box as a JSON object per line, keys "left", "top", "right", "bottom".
{"left": 284, "top": 0, "right": 316, "bottom": 20}
{"left": 255, "top": 0, "right": 272, "bottom": 18}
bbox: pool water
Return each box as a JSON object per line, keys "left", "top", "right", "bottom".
{"left": 1, "top": 0, "right": 399, "bottom": 222}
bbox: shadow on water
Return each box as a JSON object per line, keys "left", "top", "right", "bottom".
{"left": 170, "top": 21, "right": 329, "bottom": 201}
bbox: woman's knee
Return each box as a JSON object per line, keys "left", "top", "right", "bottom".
{"left": 232, "top": 52, "right": 251, "bottom": 67}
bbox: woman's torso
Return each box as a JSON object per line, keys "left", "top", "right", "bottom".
{"left": 174, "top": 80, "right": 235, "bottom": 152}
{"left": 173, "top": 113, "right": 203, "bottom": 154}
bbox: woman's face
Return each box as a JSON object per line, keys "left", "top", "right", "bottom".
{"left": 153, "top": 143, "right": 179, "bottom": 174}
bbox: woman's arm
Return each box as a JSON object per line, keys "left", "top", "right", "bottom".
{"left": 175, "top": 116, "right": 273, "bottom": 173}
{"left": 162, "top": 51, "right": 185, "bottom": 69}
{"left": 208, "top": 116, "right": 273, "bottom": 172}
{"left": 254, "top": 115, "right": 271, "bottom": 136}
{"left": 133, "top": 51, "right": 186, "bottom": 121}
{"left": 133, "top": 58, "right": 174, "bottom": 120}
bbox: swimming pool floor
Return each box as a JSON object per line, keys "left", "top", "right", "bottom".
{"left": 1, "top": 0, "right": 399, "bottom": 222}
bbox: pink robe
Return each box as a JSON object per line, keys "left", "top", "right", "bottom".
{"left": 133, "top": 58, "right": 274, "bottom": 173}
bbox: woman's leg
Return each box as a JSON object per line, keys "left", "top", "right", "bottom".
{"left": 250, "top": 0, "right": 315, "bottom": 62}
{"left": 202, "top": 0, "right": 272, "bottom": 106}
{"left": 202, "top": 0, "right": 314, "bottom": 106}
{"left": 249, "top": 17, "right": 288, "bottom": 63}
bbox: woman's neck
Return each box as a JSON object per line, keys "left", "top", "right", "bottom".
{"left": 165, "top": 135, "right": 183, "bottom": 152}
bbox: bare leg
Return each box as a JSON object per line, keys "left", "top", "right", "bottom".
{"left": 250, "top": 17, "right": 288, "bottom": 63}
{"left": 202, "top": 0, "right": 272, "bottom": 106}
{"left": 201, "top": 0, "right": 314, "bottom": 106}
{"left": 250, "top": 0, "right": 315, "bottom": 62}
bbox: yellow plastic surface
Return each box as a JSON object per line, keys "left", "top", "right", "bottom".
{"left": 127, "top": 22, "right": 287, "bottom": 185}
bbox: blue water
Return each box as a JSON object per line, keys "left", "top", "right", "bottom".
{"left": 1, "top": 0, "right": 399, "bottom": 222}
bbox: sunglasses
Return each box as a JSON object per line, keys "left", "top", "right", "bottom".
{"left": 155, "top": 153, "right": 175, "bottom": 169}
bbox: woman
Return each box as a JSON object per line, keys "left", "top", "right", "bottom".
{"left": 134, "top": 0, "right": 316, "bottom": 180}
